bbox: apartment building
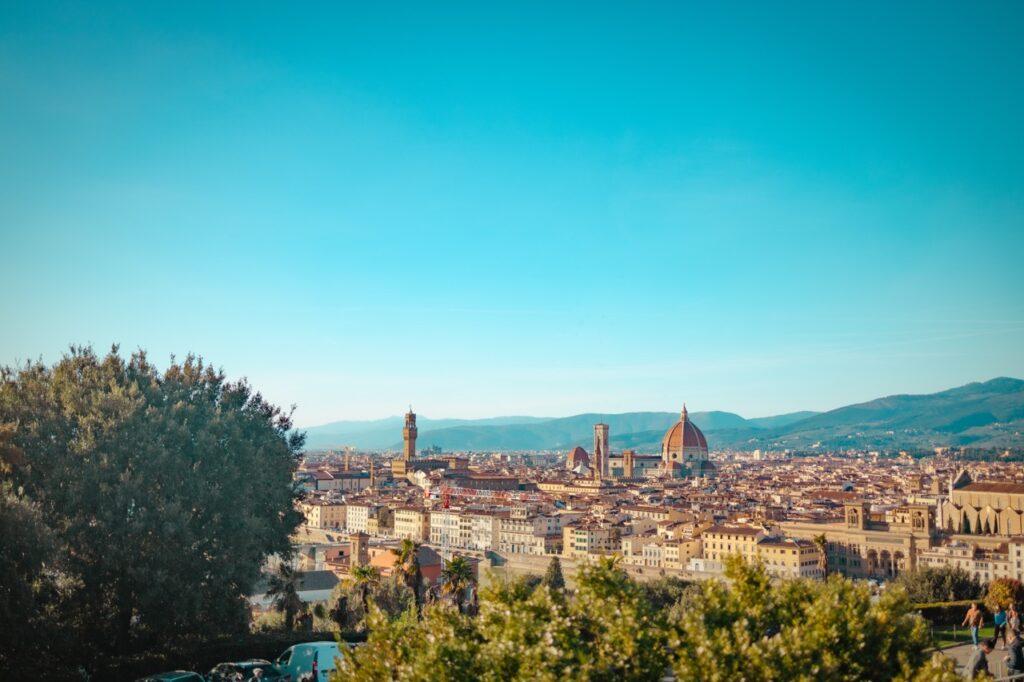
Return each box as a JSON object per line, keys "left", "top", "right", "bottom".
{"left": 345, "top": 501, "right": 373, "bottom": 534}
{"left": 756, "top": 537, "right": 823, "bottom": 579}
{"left": 916, "top": 540, "right": 1024, "bottom": 584}
{"left": 562, "top": 521, "right": 622, "bottom": 559}
{"left": 498, "top": 509, "right": 579, "bottom": 556}
{"left": 430, "top": 509, "right": 469, "bottom": 549}
{"left": 394, "top": 506, "right": 430, "bottom": 542}
{"left": 467, "top": 509, "right": 509, "bottom": 552}
{"left": 346, "top": 501, "right": 392, "bottom": 536}
{"left": 300, "top": 499, "right": 347, "bottom": 530}
{"left": 701, "top": 524, "right": 766, "bottom": 562}
{"left": 621, "top": 505, "right": 688, "bottom": 523}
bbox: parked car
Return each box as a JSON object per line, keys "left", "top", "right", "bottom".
{"left": 136, "top": 672, "right": 205, "bottom": 682}
{"left": 273, "top": 641, "right": 344, "bottom": 682}
{"left": 208, "top": 658, "right": 283, "bottom": 681}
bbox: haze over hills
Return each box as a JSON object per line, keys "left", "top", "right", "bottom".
{"left": 302, "top": 378, "right": 1024, "bottom": 452}
{"left": 302, "top": 415, "right": 549, "bottom": 450}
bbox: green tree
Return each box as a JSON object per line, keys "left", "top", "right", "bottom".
{"left": 984, "top": 577, "right": 1024, "bottom": 612}
{"left": 351, "top": 564, "right": 381, "bottom": 623}
{"left": 637, "top": 575, "right": 692, "bottom": 612}
{"left": 337, "top": 604, "right": 481, "bottom": 682}
{"left": 669, "top": 555, "right": 958, "bottom": 681}
{"left": 336, "top": 555, "right": 959, "bottom": 682}
{"left": 329, "top": 572, "right": 415, "bottom": 632}
{"left": 813, "top": 533, "right": 829, "bottom": 577}
{"left": 0, "top": 482, "right": 63, "bottom": 676}
{"left": 541, "top": 556, "right": 565, "bottom": 592}
{"left": 266, "top": 563, "right": 304, "bottom": 631}
{"left": 338, "top": 556, "right": 671, "bottom": 681}
{"left": 393, "top": 539, "right": 424, "bottom": 613}
{"left": 0, "top": 346, "right": 303, "bottom": 660}
{"left": 893, "top": 566, "right": 982, "bottom": 603}
{"left": 441, "top": 555, "right": 476, "bottom": 613}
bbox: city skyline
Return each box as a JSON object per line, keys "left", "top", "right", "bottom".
{"left": 3, "top": 3, "right": 1023, "bottom": 426}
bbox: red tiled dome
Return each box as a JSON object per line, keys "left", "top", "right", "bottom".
{"left": 662, "top": 406, "right": 708, "bottom": 452}
{"left": 566, "top": 446, "right": 590, "bottom": 469}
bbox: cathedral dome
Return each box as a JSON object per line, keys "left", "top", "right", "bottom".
{"left": 661, "top": 406, "right": 707, "bottom": 452}
{"left": 566, "top": 446, "right": 590, "bottom": 470}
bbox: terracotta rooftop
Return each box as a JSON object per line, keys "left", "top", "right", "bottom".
{"left": 961, "top": 482, "right": 1024, "bottom": 495}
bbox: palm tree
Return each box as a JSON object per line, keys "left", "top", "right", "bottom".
{"left": 265, "top": 563, "right": 304, "bottom": 630}
{"left": 350, "top": 564, "right": 380, "bottom": 623}
{"left": 813, "top": 534, "right": 829, "bottom": 578}
{"left": 441, "top": 555, "right": 476, "bottom": 613}
{"left": 392, "top": 539, "right": 423, "bottom": 614}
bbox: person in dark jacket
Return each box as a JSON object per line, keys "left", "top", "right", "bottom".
{"left": 1005, "top": 628, "right": 1024, "bottom": 677}
{"left": 965, "top": 638, "right": 994, "bottom": 680}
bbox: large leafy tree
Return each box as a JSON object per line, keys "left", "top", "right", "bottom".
{"left": 0, "top": 481, "right": 63, "bottom": 676}
{"left": 338, "top": 557, "right": 671, "bottom": 681}
{"left": 336, "top": 556, "right": 960, "bottom": 682}
{"left": 670, "top": 556, "right": 958, "bottom": 681}
{"left": 893, "top": 565, "right": 982, "bottom": 604}
{"left": 984, "top": 577, "right": 1024, "bottom": 612}
{"left": 0, "top": 346, "right": 303, "bottom": 658}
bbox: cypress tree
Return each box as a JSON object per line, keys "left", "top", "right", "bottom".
{"left": 543, "top": 556, "right": 565, "bottom": 591}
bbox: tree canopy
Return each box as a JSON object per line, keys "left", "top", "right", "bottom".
{"left": 335, "top": 556, "right": 959, "bottom": 682}
{"left": 0, "top": 346, "right": 303, "bottom": 669}
{"left": 892, "top": 565, "right": 982, "bottom": 604}
{"left": 984, "top": 577, "right": 1024, "bottom": 612}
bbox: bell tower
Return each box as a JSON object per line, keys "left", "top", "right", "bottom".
{"left": 593, "top": 423, "right": 609, "bottom": 480}
{"left": 403, "top": 408, "right": 418, "bottom": 462}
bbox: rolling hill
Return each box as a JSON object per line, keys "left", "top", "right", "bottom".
{"left": 300, "top": 377, "right": 1024, "bottom": 452}
{"left": 719, "top": 377, "right": 1024, "bottom": 450}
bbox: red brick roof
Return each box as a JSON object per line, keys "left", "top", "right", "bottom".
{"left": 962, "top": 482, "right": 1024, "bottom": 495}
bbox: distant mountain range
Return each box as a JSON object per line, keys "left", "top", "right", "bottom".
{"left": 301, "top": 378, "right": 1024, "bottom": 452}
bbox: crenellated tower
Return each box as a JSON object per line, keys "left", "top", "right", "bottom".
{"left": 403, "top": 408, "right": 418, "bottom": 462}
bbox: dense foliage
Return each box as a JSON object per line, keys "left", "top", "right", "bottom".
{"left": 329, "top": 569, "right": 416, "bottom": 632}
{"left": 542, "top": 556, "right": 565, "bottom": 591}
{"left": 0, "top": 481, "right": 63, "bottom": 672}
{"left": 0, "top": 346, "right": 303, "bottom": 674}
{"left": 334, "top": 556, "right": 959, "bottom": 682}
{"left": 984, "top": 577, "right": 1024, "bottom": 612}
{"left": 672, "top": 556, "right": 954, "bottom": 681}
{"left": 893, "top": 565, "right": 983, "bottom": 604}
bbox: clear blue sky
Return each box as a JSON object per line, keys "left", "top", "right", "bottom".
{"left": 2, "top": 2, "right": 1022, "bottom": 426}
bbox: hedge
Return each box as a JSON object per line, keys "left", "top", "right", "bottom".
{"left": 913, "top": 600, "right": 978, "bottom": 626}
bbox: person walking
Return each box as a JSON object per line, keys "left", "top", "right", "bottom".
{"left": 995, "top": 606, "right": 1008, "bottom": 649}
{"left": 1009, "top": 604, "right": 1020, "bottom": 634}
{"left": 963, "top": 602, "right": 985, "bottom": 648}
{"left": 964, "top": 637, "right": 994, "bottom": 680}
{"left": 1005, "top": 628, "right": 1024, "bottom": 677}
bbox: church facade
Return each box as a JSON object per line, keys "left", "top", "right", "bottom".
{"left": 939, "top": 470, "right": 1024, "bottom": 536}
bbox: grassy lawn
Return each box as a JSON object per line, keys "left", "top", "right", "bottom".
{"left": 930, "top": 624, "right": 995, "bottom": 649}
